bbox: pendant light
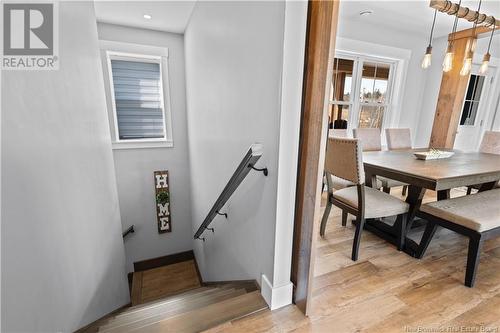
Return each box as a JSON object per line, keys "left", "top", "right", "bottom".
{"left": 460, "top": 0, "right": 482, "bottom": 76}
{"left": 422, "top": 9, "right": 437, "bottom": 69}
{"left": 443, "top": 0, "right": 462, "bottom": 72}
{"left": 480, "top": 17, "right": 496, "bottom": 74}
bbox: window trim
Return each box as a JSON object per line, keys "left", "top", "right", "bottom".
{"left": 459, "top": 73, "right": 486, "bottom": 128}
{"left": 100, "top": 41, "right": 173, "bottom": 150}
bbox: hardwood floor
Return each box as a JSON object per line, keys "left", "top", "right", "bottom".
{"left": 132, "top": 260, "right": 201, "bottom": 305}
{"left": 209, "top": 187, "right": 500, "bottom": 332}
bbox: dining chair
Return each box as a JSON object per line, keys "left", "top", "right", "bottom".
{"left": 385, "top": 128, "right": 412, "bottom": 195}
{"left": 467, "top": 131, "right": 500, "bottom": 194}
{"left": 353, "top": 128, "right": 408, "bottom": 194}
{"left": 320, "top": 137, "right": 409, "bottom": 260}
{"left": 385, "top": 128, "right": 412, "bottom": 150}
{"left": 329, "top": 129, "right": 349, "bottom": 138}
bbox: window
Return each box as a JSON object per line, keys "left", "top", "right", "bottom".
{"left": 330, "top": 55, "right": 394, "bottom": 130}
{"left": 460, "top": 74, "right": 485, "bottom": 126}
{"left": 105, "top": 50, "right": 173, "bottom": 149}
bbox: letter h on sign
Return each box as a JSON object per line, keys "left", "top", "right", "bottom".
{"left": 154, "top": 171, "right": 171, "bottom": 233}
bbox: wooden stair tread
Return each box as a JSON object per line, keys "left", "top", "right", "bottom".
{"left": 121, "top": 287, "right": 213, "bottom": 315}
{"left": 99, "top": 288, "right": 248, "bottom": 333}
{"left": 129, "top": 291, "right": 268, "bottom": 333}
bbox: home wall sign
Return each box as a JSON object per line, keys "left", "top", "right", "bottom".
{"left": 154, "top": 170, "right": 171, "bottom": 233}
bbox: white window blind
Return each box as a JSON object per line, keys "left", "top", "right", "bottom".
{"left": 110, "top": 59, "right": 166, "bottom": 140}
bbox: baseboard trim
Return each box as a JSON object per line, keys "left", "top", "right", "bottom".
{"left": 133, "top": 250, "right": 195, "bottom": 272}
{"left": 260, "top": 274, "right": 293, "bottom": 310}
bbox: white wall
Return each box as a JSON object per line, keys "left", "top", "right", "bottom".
{"left": 97, "top": 23, "right": 193, "bottom": 272}
{"left": 1, "top": 3, "right": 129, "bottom": 332}
{"left": 184, "top": 1, "right": 286, "bottom": 285}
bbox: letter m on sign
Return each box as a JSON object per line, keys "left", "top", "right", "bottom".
{"left": 154, "top": 171, "right": 171, "bottom": 233}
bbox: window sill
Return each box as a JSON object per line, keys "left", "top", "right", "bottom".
{"left": 112, "top": 140, "right": 174, "bottom": 150}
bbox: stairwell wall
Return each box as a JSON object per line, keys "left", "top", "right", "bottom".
{"left": 1, "top": 2, "right": 130, "bottom": 332}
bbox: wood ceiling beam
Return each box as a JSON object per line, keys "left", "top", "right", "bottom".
{"left": 430, "top": 0, "right": 499, "bottom": 29}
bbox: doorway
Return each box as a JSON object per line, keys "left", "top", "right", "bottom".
{"left": 454, "top": 65, "right": 497, "bottom": 151}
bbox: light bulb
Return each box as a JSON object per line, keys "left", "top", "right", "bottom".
{"left": 421, "top": 46, "right": 432, "bottom": 69}
{"left": 443, "top": 51, "right": 454, "bottom": 72}
{"left": 460, "top": 49, "right": 473, "bottom": 76}
{"left": 480, "top": 53, "right": 491, "bottom": 74}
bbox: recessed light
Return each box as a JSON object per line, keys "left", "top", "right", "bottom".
{"left": 143, "top": 14, "right": 152, "bottom": 20}
{"left": 359, "top": 10, "right": 373, "bottom": 17}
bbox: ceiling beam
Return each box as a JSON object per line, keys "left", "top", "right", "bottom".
{"left": 430, "top": 0, "right": 499, "bottom": 29}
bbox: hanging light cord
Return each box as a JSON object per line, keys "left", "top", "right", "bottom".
{"left": 428, "top": 9, "right": 437, "bottom": 47}
{"left": 486, "top": 17, "right": 496, "bottom": 54}
{"left": 450, "top": 0, "right": 463, "bottom": 50}
{"left": 471, "top": 0, "right": 482, "bottom": 36}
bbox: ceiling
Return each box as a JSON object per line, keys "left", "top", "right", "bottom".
{"left": 339, "top": 0, "right": 499, "bottom": 38}
{"left": 94, "top": 1, "right": 196, "bottom": 34}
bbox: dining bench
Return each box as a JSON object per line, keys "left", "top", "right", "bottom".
{"left": 416, "top": 188, "right": 500, "bottom": 287}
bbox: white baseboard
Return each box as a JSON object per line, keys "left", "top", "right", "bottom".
{"left": 260, "top": 274, "right": 293, "bottom": 310}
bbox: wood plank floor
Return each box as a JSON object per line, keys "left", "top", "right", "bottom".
{"left": 208, "top": 187, "right": 500, "bottom": 332}
{"left": 132, "top": 260, "right": 201, "bottom": 305}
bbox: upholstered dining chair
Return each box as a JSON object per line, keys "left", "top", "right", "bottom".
{"left": 353, "top": 128, "right": 408, "bottom": 194}
{"left": 467, "top": 131, "right": 500, "bottom": 194}
{"left": 385, "top": 128, "right": 412, "bottom": 195}
{"left": 320, "top": 137, "right": 409, "bottom": 260}
{"left": 385, "top": 128, "right": 412, "bottom": 150}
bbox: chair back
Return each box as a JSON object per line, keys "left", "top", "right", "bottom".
{"left": 479, "top": 131, "right": 500, "bottom": 155}
{"left": 385, "top": 128, "right": 412, "bottom": 150}
{"left": 353, "top": 128, "right": 382, "bottom": 152}
{"left": 324, "top": 137, "right": 365, "bottom": 185}
{"left": 329, "top": 129, "right": 348, "bottom": 138}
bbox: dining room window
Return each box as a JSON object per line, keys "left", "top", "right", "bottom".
{"left": 329, "top": 55, "right": 394, "bottom": 130}
{"left": 459, "top": 74, "right": 485, "bottom": 126}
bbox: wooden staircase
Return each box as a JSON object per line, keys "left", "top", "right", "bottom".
{"left": 78, "top": 261, "right": 267, "bottom": 333}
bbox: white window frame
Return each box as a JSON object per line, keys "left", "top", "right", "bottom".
{"left": 100, "top": 40, "right": 173, "bottom": 149}
{"left": 330, "top": 51, "right": 397, "bottom": 132}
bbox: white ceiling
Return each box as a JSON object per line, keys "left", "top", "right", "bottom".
{"left": 94, "top": 1, "right": 196, "bottom": 34}
{"left": 339, "top": 0, "right": 500, "bottom": 38}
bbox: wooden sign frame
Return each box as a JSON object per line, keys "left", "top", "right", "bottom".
{"left": 154, "top": 170, "right": 172, "bottom": 233}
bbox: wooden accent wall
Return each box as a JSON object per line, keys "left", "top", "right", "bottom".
{"left": 292, "top": 0, "right": 339, "bottom": 315}
{"left": 429, "top": 34, "right": 475, "bottom": 148}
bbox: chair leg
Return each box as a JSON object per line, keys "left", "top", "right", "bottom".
{"left": 351, "top": 217, "right": 365, "bottom": 261}
{"left": 320, "top": 199, "right": 332, "bottom": 237}
{"left": 402, "top": 185, "right": 407, "bottom": 196}
{"left": 416, "top": 221, "right": 438, "bottom": 259}
{"left": 383, "top": 186, "right": 390, "bottom": 194}
{"left": 342, "top": 211, "right": 348, "bottom": 227}
{"left": 465, "top": 236, "right": 483, "bottom": 288}
{"left": 466, "top": 186, "right": 472, "bottom": 195}
{"left": 396, "top": 214, "right": 407, "bottom": 251}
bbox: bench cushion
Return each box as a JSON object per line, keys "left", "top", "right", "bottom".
{"left": 420, "top": 188, "right": 500, "bottom": 232}
{"left": 333, "top": 186, "right": 409, "bottom": 219}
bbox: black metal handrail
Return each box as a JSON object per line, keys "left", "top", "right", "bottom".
{"left": 194, "top": 144, "right": 268, "bottom": 241}
{"left": 122, "top": 225, "right": 135, "bottom": 238}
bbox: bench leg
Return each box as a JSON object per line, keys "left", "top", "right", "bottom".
{"left": 402, "top": 185, "right": 407, "bottom": 196}
{"left": 396, "top": 213, "right": 407, "bottom": 251}
{"left": 416, "top": 221, "right": 438, "bottom": 259}
{"left": 382, "top": 186, "right": 390, "bottom": 194}
{"left": 320, "top": 199, "right": 332, "bottom": 237}
{"left": 342, "top": 211, "right": 348, "bottom": 227}
{"left": 352, "top": 217, "right": 365, "bottom": 261}
{"left": 465, "top": 236, "right": 483, "bottom": 288}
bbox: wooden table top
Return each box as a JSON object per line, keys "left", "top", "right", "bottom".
{"left": 363, "top": 150, "right": 500, "bottom": 190}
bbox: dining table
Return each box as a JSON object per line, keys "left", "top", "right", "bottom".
{"left": 362, "top": 149, "right": 500, "bottom": 258}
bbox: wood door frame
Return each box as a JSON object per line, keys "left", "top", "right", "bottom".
{"left": 291, "top": 0, "right": 340, "bottom": 315}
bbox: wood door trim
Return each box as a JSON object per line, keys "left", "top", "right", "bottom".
{"left": 291, "top": 0, "right": 340, "bottom": 315}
